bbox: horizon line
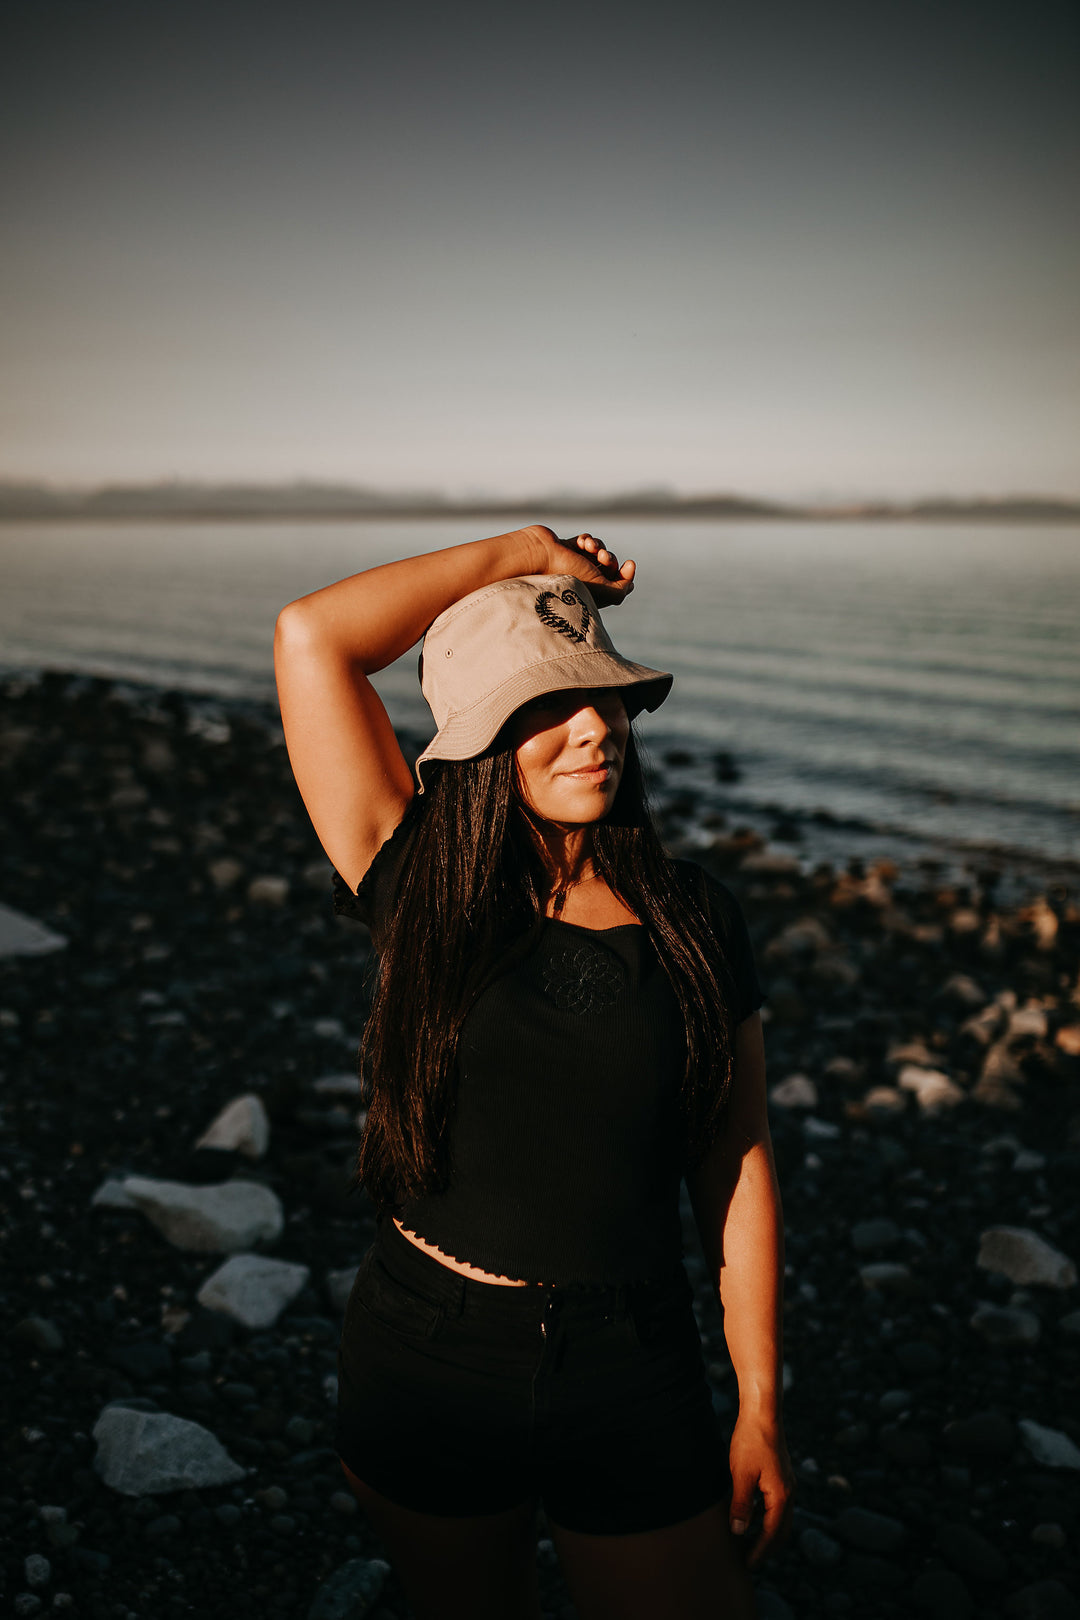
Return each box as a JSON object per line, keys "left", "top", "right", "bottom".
{"left": 1, "top": 477, "right": 1079, "bottom": 523}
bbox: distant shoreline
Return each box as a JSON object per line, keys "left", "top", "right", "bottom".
{"left": 2, "top": 483, "right": 1079, "bottom": 524}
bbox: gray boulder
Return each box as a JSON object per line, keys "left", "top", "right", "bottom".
{"left": 197, "top": 1253, "right": 311, "bottom": 1329}
{"left": 120, "top": 1175, "right": 284, "bottom": 1253}
{"left": 92, "top": 1405, "right": 246, "bottom": 1495}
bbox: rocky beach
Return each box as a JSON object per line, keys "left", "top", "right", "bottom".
{"left": 2, "top": 667, "right": 1078, "bottom": 1620}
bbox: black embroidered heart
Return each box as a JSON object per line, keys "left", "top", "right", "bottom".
{"left": 534, "top": 588, "right": 591, "bottom": 645}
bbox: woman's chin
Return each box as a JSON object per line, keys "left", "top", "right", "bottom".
{"left": 543, "top": 781, "right": 620, "bottom": 823}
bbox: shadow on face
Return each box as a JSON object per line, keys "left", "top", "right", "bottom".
{"left": 508, "top": 688, "right": 631, "bottom": 826}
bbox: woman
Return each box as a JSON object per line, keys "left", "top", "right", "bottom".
{"left": 274, "top": 524, "right": 794, "bottom": 1620}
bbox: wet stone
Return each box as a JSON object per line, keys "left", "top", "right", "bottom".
{"left": 798, "top": 1526, "right": 842, "bottom": 1567}
{"left": 1003, "top": 1580, "right": 1080, "bottom": 1620}
{"left": 894, "top": 1340, "right": 943, "bottom": 1376}
{"left": 879, "top": 1423, "right": 933, "bottom": 1466}
{"left": 936, "top": 1520, "right": 1009, "bottom": 1581}
{"left": 852, "top": 1217, "right": 902, "bottom": 1253}
{"left": 833, "top": 1505, "right": 907, "bottom": 1553}
{"left": 145, "top": 1514, "right": 182, "bottom": 1539}
{"left": 944, "top": 1411, "right": 1017, "bottom": 1460}
{"left": 911, "top": 1568, "right": 974, "bottom": 1618}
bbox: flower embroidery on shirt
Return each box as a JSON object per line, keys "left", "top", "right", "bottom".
{"left": 539, "top": 942, "right": 626, "bottom": 1015}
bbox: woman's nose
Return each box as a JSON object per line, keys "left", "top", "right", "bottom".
{"left": 572, "top": 703, "right": 613, "bottom": 741}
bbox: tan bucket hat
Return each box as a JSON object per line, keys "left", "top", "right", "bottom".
{"left": 413, "top": 573, "right": 673, "bottom": 791}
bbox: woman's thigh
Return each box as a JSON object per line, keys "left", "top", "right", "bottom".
{"left": 340, "top": 1461, "right": 543, "bottom": 1620}
{"left": 549, "top": 1500, "right": 757, "bottom": 1620}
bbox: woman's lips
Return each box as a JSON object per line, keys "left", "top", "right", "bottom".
{"left": 564, "top": 762, "right": 615, "bottom": 782}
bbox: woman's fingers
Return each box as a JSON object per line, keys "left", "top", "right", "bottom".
{"left": 551, "top": 532, "right": 635, "bottom": 601}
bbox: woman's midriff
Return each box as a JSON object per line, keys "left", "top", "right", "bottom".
{"left": 392, "top": 1219, "right": 539, "bottom": 1286}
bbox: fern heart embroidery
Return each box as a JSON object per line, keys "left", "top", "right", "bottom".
{"left": 534, "top": 588, "right": 591, "bottom": 645}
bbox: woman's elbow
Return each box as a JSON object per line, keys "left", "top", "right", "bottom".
{"left": 274, "top": 598, "right": 315, "bottom": 654}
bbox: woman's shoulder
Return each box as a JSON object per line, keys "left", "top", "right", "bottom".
{"left": 331, "top": 793, "right": 425, "bottom": 931}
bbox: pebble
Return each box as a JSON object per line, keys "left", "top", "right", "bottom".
{"left": 1018, "top": 1418, "right": 1080, "bottom": 1470}
{"left": 897, "top": 1065, "right": 966, "bottom": 1114}
{"left": 1003, "top": 1580, "right": 1080, "bottom": 1619}
{"left": 803, "top": 1115, "right": 841, "bottom": 1139}
{"left": 145, "top": 1513, "right": 182, "bottom": 1539}
{"left": 755, "top": 1591, "right": 796, "bottom": 1620}
{"left": 911, "top": 1568, "right": 974, "bottom": 1618}
{"left": 859, "top": 1261, "right": 913, "bottom": 1292}
{"left": 24, "top": 1554, "right": 51, "bottom": 1588}
{"left": 307, "top": 1557, "right": 391, "bottom": 1619}
{"left": 878, "top": 1422, "right": 932, "bottom": 1466}
{"left": 10, "top": 1316, "right": 64, "bottom": 1353}
{"left": 247, "top": 874, "right": 290, "bottom": 906}
{"left": 195, "top": 1092, "right": 271, "bottom": 1159}
{"left": 768, "top": 1073, "right": 818, "bottom": 1109}
{"left": 943, "top": 1411, "right": 1017, "bottom": 1459}
{"left": 970, "top": 1299, "right": 1042, "bottom": 1345}
{"left": 208, "top": 856, "right": 244, "bottom": 890}
{"left": 832, "top": 1505, "right": 907, "bottom": 1553}
{"left": 862, "top": 1084, "right": 907, "bottom": 1115}
{"left": 1031, "top": 1522, "right": 1066, "bottom": 1548}
{"left": 977, "top": 1227, "right": 1078, "bottom": 1289}
{"left": 0, "top": 900, "right": 67, "bottom": 957}
{"left": 13, "top": 1597, "right": 43, "bottom": 1618}
{"left": 936, "top": 1520, "right": 1009, "bottom": 1581}
{"left": 894, "top": 1339, "right": 943, "bottom": 1375}
{"left": 851, "top": 1217, "right": 902, "bottom": 1253}
{"left": 797, "top": 1527, "right": 842, "bottom": 1567}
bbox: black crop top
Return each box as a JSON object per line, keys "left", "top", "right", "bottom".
{"left": 332, "top": 797, "right": 764, "bottom": 1284}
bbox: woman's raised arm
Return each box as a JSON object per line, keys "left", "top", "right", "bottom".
{"left": 273, "top": 524, "right": 635, "bottom": 893}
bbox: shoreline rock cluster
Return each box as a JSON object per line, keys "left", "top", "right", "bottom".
{"left": 2, "top": 669, "right": 1078, "bottom": 1620}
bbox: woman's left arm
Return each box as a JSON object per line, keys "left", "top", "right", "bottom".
{"left": 685, "top": 1010, "right": 796, "bottom": 1568}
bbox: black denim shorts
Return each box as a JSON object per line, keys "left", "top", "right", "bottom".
{"left": 334, "top": 1217, "right": 730, "bottom": 1536}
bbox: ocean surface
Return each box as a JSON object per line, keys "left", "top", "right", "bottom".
{"left": 2, "top": 518, "right": 1078, "bottom": 880}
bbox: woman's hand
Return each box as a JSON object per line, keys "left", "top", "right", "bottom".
{"left": 526, "top": 525, "right": 636, "bottom": 607}
{"left": 727, "top": 1408, "right": 796, "bottom": 1569}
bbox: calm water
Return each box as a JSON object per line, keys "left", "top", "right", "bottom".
{"left": 2, "top": 518, "right": 1078, "bottom": 871}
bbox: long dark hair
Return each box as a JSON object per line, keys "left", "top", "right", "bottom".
{"left": 352, "top": 727, "right": 737, "bottom": 1210}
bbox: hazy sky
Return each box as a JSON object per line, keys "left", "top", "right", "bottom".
{"left": 2, "top": 0, "right": 1078, "bottom": 499}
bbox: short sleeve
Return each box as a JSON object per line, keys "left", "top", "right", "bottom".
{"left": 331, "top": 796, "right": 424, "bottom": 944}
{"left": 675, "top": 860, "right": 765, "bottom": 1027}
